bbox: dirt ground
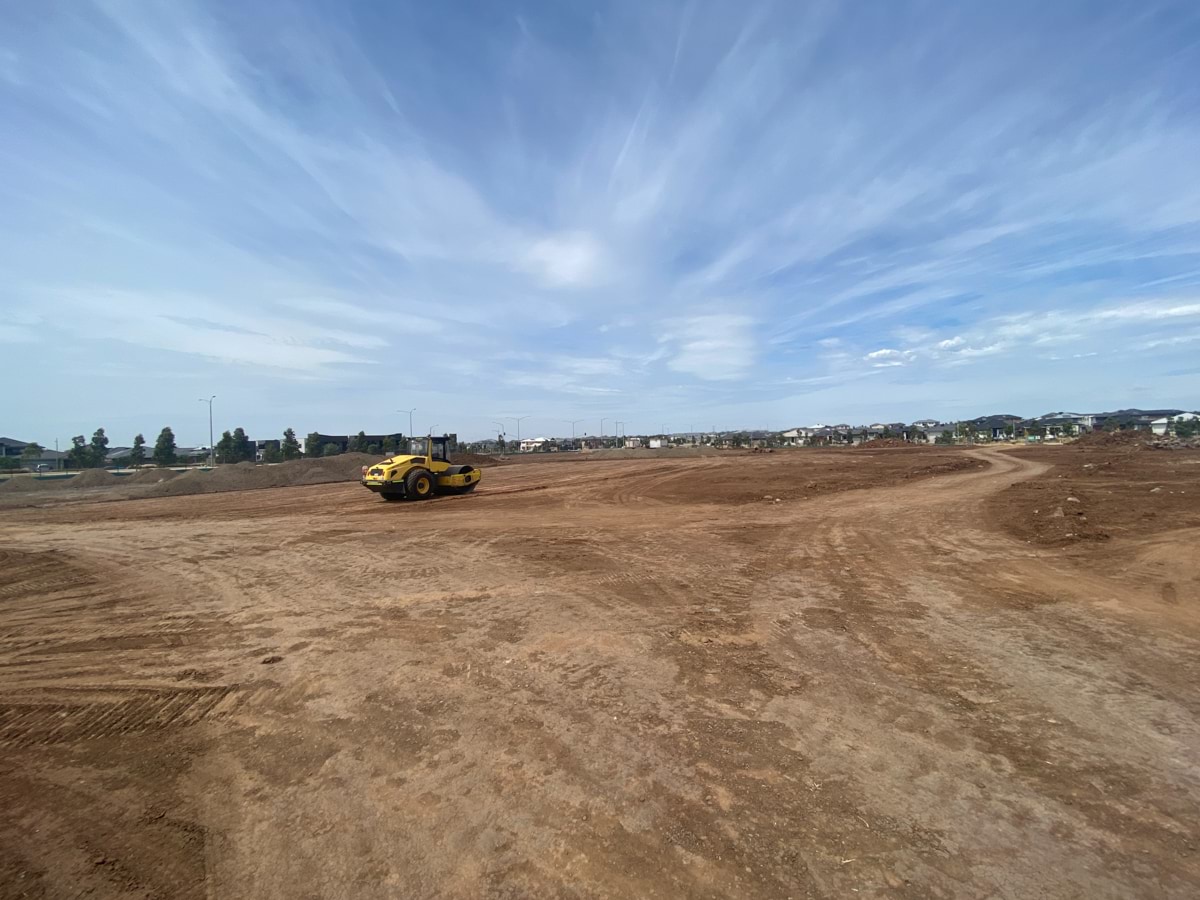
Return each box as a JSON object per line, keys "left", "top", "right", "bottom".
{"left": 2, "top": 446, "right": 1198, "bottom": 899}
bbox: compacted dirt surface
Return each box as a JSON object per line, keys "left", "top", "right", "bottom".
{"left": 1, "top": 446, "right": 1198, "bottom": 899}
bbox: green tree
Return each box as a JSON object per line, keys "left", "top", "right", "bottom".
{"left": 305, "top": 432, "right": 322, "bottom": 457}
{"left": 1175, "top": 417, "right": 1199, "bottom": 438}
{"left": 231, "top": 427, "right": 254, "bottom": 463}
{"left": 129, "top": 434, "right": 146, "bottom": 468}
{"left": 261, "top": 446, "right": 282, "bottom": 464}
{"left": 281, "top": 428, "right": 301, "bottom": 460}
{"left": 348, "top": 431, "right": 367, "bottom": 453}
{"left": 1004, "top": 424, "right": 1015, "bottom": 439}
{"left": 215, "top": 430, "right": 234, "bottom": 464}
{"left": 67, "top": 435, "right": 89, "bottom": 469}
{"left": 21, "top": 442, "right": 44, "bottom": 463}
{"left": 366, "top": 443, "right": 380, "bottom": 455}
{"left": 383, "top": 436, "right": 399, "bottom": 455}
{"left": 322, "top": 442, "right": 342, "bottom": 457}
{"left": 935, "top": 431, "right": 955, "bottom": 445}
{"left": 153, "top": 427, "right": 177, "bottom": 466}
{"left": 89, "top": 428, "right": 109, "bottom": 467}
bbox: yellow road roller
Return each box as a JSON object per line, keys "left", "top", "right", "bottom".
{"left": 361, "top": 435, "right": 481, "bottom": 502}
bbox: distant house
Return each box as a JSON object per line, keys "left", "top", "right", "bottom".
{"left": 155, "top": 447, "right": 208, "bottom": 464}
{"left": 968, "top": 414, "right": 1023, "bottom": 440}
{"left": 0, "top": 437, "right": 68, "bottom": 470}
{"left": 519, "top": 436, "right": 550, "bottom": 452}
{"left": 1090, "top": 409, "right": 1182, "bottom": 431}
{"left": 780, "top": 429, "right": 802, "bottom": 446}
{"left": 1151, "top": 412, "right": 1200, "bottom": 436}
{"left": 921, "top": 425, "right": 954, "bottom": 444}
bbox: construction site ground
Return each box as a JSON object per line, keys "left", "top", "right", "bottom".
{"left": 2, "top": 445, "right": 1198, "bottom": 899}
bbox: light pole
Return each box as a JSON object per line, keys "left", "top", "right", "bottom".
{"left": 601, "top": 418, "right": 608, "bottom": 438}
{"left": 492, "top": 421, "right": 507, "bottom": 454}
{"left": 565, "top": 419, "right": 583, "bottom": 439}
{"left": 616, "top": 420, "right": 625, "bottom": 438}
{"left": 508, "top": 416, "right": 530, "bottom": 450}
{"left": 397, "top": 408, "right": 415, "bottom": 440}
{"left": 198, "top": 396, "right": 215, "bottom": 467}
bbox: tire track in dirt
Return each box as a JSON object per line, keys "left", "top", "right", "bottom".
{"left": 0, "top": 685, "right": 238, "bottom": 748}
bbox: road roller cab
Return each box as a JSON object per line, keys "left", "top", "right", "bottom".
{"left": 360, "top": 435, "right": 481, "bottom": 502}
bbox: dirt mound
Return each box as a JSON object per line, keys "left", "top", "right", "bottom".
{"left": 67, "top": 469, "right": 117, "bottom": 488}
{"left": 1146, "top": 435, "right": 1200, "bottom": 451}
{"left": 0, "top": 476, "right": 70, "bottom": 494}
{"left": 0, "top": 470, "right": 119, "bottom": 494}
{"left": 1073, "top": 429, "right": 1151, "bottom": 450}
{"left": 141, "top": 453, "right": 381, "bottom": 498}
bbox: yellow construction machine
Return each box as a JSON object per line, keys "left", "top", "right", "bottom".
{"left": 360, "top": 435, "right": 481, "bottom": 502}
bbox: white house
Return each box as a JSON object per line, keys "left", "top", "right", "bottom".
{"left": 519, "top": 436, "right": 549, "bottom": 452}
{"left": 1151, "top": 413, "right": 1200, "bottom": 436}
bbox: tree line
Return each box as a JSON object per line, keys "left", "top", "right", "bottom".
{"left": 57, "top": 427, "right": 180, "bottom": 468}
{"left": 36, "top": 426, "right": 406, "bottom": 470}
{"left": 301, "top": 431, "right": 406, "bottom": 459}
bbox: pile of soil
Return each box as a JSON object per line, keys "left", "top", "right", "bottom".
{"left": 1146, "top": 435, "right": 1200, "bottom": 451}
{"left": 0, "top": 470, "right": 117, "bottom": 494}
{"left": 142, "top": 453, "right": 381, "bottom": 498}
{"left": 70, "top": 470, "right": 117, "bottom": 488}
{"left": 0, "top": 476, "right": 69, "bottom": 494}
{"left": 1073, "top": 429, "right": 1152, "bottom": 450}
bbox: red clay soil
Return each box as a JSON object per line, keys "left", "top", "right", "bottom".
{"left": 991, "top": 444, "right": 1200, "bottom": 547}
{"left": 3, "top": 448, "right": 1199, "bottom": 898}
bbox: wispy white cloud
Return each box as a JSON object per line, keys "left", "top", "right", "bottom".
{"left": 664, "top": 314, "right": 756, "bottom": 381}
{"left": 522, "top": 233, "right": 604, "bottom": 288}
{"left": 865, "top": 348, "right": 915, "bottom": 368}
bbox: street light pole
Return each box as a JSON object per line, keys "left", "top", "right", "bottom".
{"left": 198, "top": 396, "right": 215, "bottom": 467}
{"left": 397, "top": 408, "right": 415, "bottom": 440}
{"left": 508, "top": 416, "right": 530, "bottom": 450}
{"left": 565, "top": 419, "right": 583, "bottom": 439}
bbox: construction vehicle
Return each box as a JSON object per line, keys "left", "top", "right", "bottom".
{"left": 360, "top": 435, "right": 481, "bottom": 502}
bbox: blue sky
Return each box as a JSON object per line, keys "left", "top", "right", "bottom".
{"left": 3, "top": 1, "right": 1199, "bottom": 445}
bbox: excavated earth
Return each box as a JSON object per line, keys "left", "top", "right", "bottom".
{"left": 1, "top": 446, "right": 1198, "bottom": 899}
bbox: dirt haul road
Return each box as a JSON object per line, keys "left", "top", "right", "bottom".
{"left": 1, "top": 448, "right": 1198, "bottom": 899}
